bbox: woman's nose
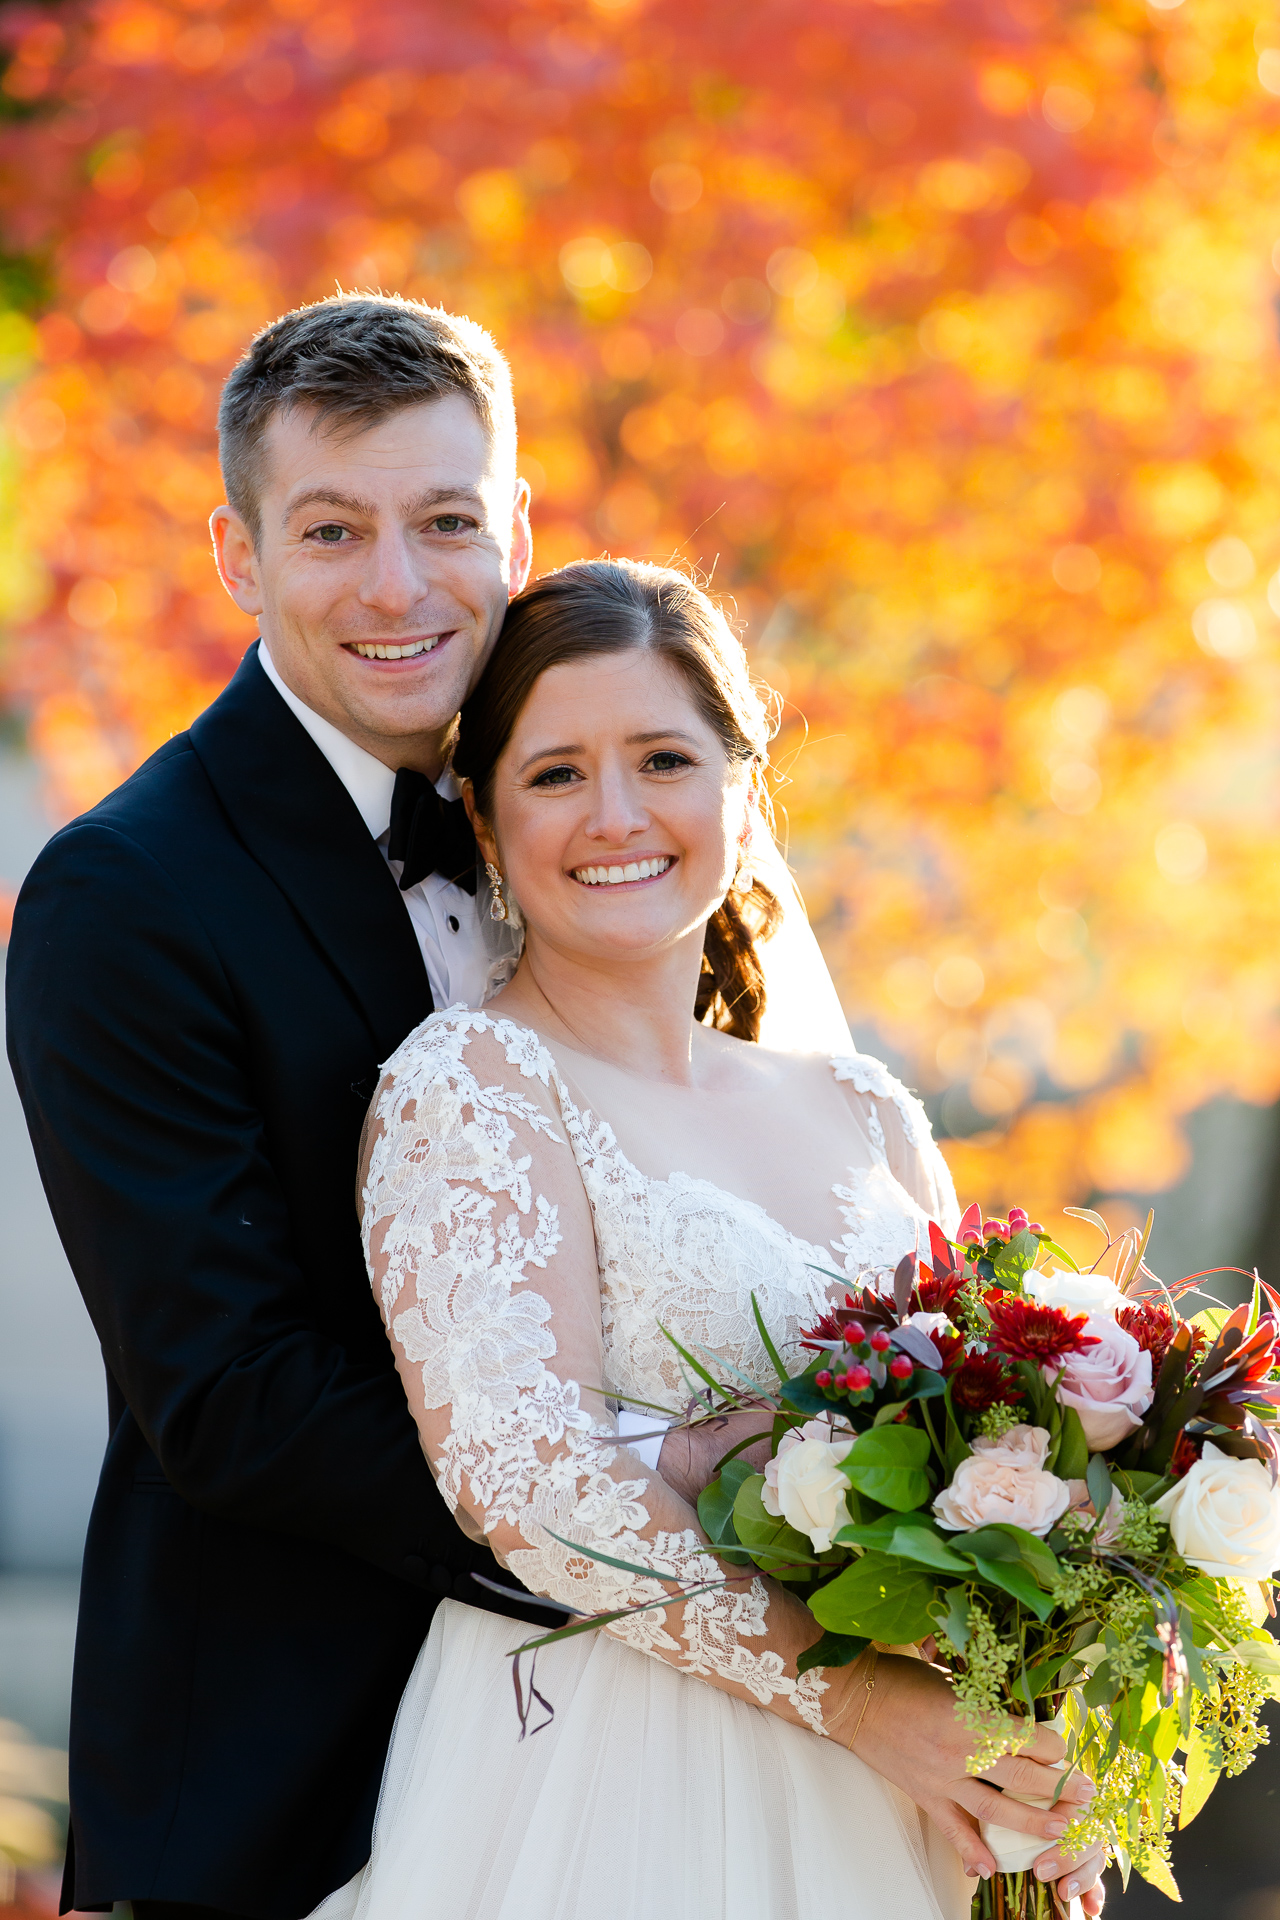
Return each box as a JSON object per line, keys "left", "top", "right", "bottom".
{"left": 585, "top": 770, "right": 649, "bottom": 844}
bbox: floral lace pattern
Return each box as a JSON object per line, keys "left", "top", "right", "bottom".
{"left": 363, "top": 1010, "right": 953, "bottom": 1742}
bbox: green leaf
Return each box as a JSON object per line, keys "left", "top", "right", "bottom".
{"left": 1086, "top": 1451, "right": 1114, "bottom": 1519}
{"left": 935, "top": 1583, "right": 970, "bottom": 1651}
{"left": 809, "top": 1554, "right": 940, "bottom": 1642}
{"left": 953, "top": 1525, "right": 1021, "bottom": 1562}
{"left": 1179, "top": 1722, "right": 1223, "bottom": 1828}
{"left": 658, "top": 1322, "right": 733, "bottom": 1398}
{"left": 993, "top": 1228, "right": 1040, "bottom": 1283}
{"left": 731, "top": 1473, "right": 822, "bottom": 1577}
{"left": 836, "top": 1514, "right": 971, "bottom": 1574}
{"left": 1136, "top": 1853, "right": 1181, "bottom": 1902}
{"left": 844, "top": 1423, "right": 934, "bottom": 1512}
{"left": 1054, "top": 1407, "right": 1090, "bottom": 1481}
{"left": 971, "top": 1554, "right": 1054, "bottom": 1620}
{"left": 1114, "top": 1468, "right": 1163, "bottom": 1499}
{"left": 1039, "top": 1237, "right": 1080, "bottom": 1273}
{"left": 750, "top": 1291, "right": 789, "bottom": 1385}
{"left": 782, "top": 1370, "right": 841, "bottom": 1418}
{"left": 796, "top": 1628, "right": 869, "bottom": 1675}
{"left": 983, "top": 1523, "right": 1062, "bottom": 1590}
{"left": 697, "top": 1460, "right": 755, "bottom": 1565}
{"left": 940, "top": 1380, "right": 973, "bottom": 1478}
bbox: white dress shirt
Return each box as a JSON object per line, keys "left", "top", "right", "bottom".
{"left": 257, "top": 641, "right": 514, "bottom": 1012}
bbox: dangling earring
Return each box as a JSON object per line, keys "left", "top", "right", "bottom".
{"left": 734, "top": 853, "right": 755, "bottom": 893}
{"left": 486, "top": 861, "right": 508, "bottom": 922}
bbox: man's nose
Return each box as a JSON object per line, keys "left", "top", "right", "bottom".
{"left": 357, "top": 531, "right": 426, "bottom": 618}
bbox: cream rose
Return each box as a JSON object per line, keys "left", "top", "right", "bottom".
{"left": 1048, "top": 1313, "right": 1152, "bottom": 1450}
{"left": 762, "top": 1421, "right": 855, "bottom": 1552}
{"left": 1153, "top": 1441, "right": 1280, "bottom": 1580}
{"left": 971, "top": 1424, "right": 1051, "bottom": 1470}
{"left": 934, "top": 1425, "right": 1070, "bottom": 1536}
{"left": 1024, "top": 1264, "right": 1128, "bottom": 1317}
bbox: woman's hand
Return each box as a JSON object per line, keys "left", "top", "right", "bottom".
{"left": 842, "top": 1652, "right": 1107, "bottom": 1911}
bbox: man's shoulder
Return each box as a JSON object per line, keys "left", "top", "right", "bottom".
{"left": 36, "top": 731, "right": 219, "bottom": 877}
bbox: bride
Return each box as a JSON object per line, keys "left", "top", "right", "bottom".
{"left": 337, "top": 559, "right": 1107, "bottom": 1919}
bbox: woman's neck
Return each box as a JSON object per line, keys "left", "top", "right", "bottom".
{"left": 490, "top": 930, "right": 710, "bottom": 1087}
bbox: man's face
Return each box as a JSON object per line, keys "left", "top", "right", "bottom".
{"left": 211, "top": 393, "right": 532, "bottom": 774}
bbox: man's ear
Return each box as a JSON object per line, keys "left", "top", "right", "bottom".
{"left": 210, "top": 504, "right": 264, "bottom": 616}
{"left": 508, "top": 477, "right": 533, "bottom": 600}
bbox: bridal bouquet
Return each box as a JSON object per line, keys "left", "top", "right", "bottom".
{"left": 685, "top": 1204, "right": 1280, "bottom": 1918}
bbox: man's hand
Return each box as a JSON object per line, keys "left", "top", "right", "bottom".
{"left": 656, "top": 1407, "right": 774, "bottom": 1506}
{"left": 846, "top": 1652, "right": 1107, "bottom": 1912}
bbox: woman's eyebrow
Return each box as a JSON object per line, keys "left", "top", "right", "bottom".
{"left": 516, "top": 729, "right": 700, "bottom": 775}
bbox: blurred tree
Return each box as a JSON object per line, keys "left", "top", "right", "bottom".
{"left": 1, "top": 0, "right": 1279, "bottom": 1253}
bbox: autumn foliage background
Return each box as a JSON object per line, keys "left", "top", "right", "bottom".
{"left": 1, "top": 0, "right": 1279, "bottom": 1264}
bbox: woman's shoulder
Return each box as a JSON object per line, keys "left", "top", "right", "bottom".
{"left": 829, "top": 1048, "right": 931, "bottom": 1148}
{"left": 378, "top": 1005, "right": 562, "bottom": 1106}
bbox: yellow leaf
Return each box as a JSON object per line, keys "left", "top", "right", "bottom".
{"left": 1179, "top": 1724, "right": 1223, "bottom": 1829}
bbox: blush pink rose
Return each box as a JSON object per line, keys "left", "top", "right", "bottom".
{"left": 934, "top": 1424, "right": 1070, "bottom": 1537}
{"left": 1047, "top": 1313, "right": 1153, "bottom": 1451}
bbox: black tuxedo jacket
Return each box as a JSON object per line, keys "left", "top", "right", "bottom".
{"left": 5, "top": 646, "right": 556, "bottom": 1918}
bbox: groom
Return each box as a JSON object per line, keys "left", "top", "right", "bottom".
{"left": 8, "top": 294, "right": 681, "bottom": 1920}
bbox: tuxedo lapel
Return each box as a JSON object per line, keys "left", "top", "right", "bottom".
{"left": 189, "top": 645, "right": 432, "bottom": 1061}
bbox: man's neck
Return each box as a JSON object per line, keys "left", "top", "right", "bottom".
{"left": 257, "top": 638, "right": 450, "bottom": 781}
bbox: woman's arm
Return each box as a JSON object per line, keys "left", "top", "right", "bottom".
{"left": 362, "top": 1016, "right": 1099, "bottom": 1884}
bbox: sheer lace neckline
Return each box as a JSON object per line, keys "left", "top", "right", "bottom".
{"left": 423, "top": 1005, "right": 929, "bottom": 1279}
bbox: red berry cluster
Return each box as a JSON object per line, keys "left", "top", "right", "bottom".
{"left": 811, "top": 1319, "right": 914, "bottom": 1400}
{"left": 955, "top": 1201, "right": 1045, "bottom": 1260}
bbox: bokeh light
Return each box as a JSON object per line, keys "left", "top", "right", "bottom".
{"left": 1, "top": 0, "right": 1280, "bottom": 1249}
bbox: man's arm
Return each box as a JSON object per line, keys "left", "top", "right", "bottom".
{"left": 7, "top": 822, "right": 443, "bottom": 1580}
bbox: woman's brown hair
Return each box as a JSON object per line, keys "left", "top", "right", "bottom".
{"left": 453, "top": 558, "right": 782, "bottom": 1041}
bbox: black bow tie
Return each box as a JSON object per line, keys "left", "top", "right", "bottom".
{"left": 387, "top": 767, "right": 478, "bottom": 895}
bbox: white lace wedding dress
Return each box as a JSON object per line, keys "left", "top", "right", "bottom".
{"left": 323, "top": 1007, "right": 971, "bottom": 1920}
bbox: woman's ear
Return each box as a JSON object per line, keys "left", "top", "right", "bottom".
{"left": 462, "top": 781, "right": 500, "bottom": 870}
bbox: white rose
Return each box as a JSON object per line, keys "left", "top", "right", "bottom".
{"left": 935, "top": 1427, "right": 1069, "bottom": 1537}
{"left": 1153, "top": 1441, "right": 1280, "bottom": 1580}
{"left": 1024, "top": 1265, "right": 1128, "bottom": 1317}
{"left": 762, "top": 1425, "right": 855, "bottom": 1552}
{"left": 903, "top": 1311, "right": 955, "bottom": 1340}
{"left": 1048, "top": 1314, "right": 1152, "bottom": 1451}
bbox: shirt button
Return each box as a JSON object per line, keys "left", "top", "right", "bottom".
{"left": 447, "top": 915, "right": 459, "bottom": 932}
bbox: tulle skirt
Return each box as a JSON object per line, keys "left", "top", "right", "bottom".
{"left": 312, "top": 1600, "right": 971, "bottom": 1920}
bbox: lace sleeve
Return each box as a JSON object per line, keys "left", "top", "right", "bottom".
{"left": 833, "top": 1053, "right": 960, "bottom": 1235}
{"left": 361, "top": 1011, "right": 833, "bottom": 1735}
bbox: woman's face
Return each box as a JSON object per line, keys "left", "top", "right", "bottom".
{"left": 475, "top": 646, "right": 754, "bottom": 967}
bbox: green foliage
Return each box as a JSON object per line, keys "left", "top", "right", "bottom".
{"left": 842, "top": 1423, "right": 933, "bottom": 1511}
{"left": 808, "top": 1554, "right": 940, "bottom": 1641}
{"left": 730, "top": 1473, "right": 820, "bottom": 1579}
{"left": 796, "top": 1628, "right": 868, "bottom": 1675}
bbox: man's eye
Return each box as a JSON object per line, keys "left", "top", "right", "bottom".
{"left": 309, "top": 524, "right": 348, "bottom": 544}
{"left": 531, "top": 765, "right": 580, "bottom": 788}
{"left": 431, "top": 514, "right": 469, "bottom": 533}
{"left": 644, "top": 751, "right": 691, "bottom": 773}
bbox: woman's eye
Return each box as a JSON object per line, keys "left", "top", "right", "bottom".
{"left": 308, "top": 523, "right": 349, "bottom": 544}
{"left": 531, "top": 764, "right": 580, "bottom": 788}
{"left": 644, "top": 750, "right": 692, "bottom": 774}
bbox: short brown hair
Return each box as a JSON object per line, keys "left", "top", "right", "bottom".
{"left": 217, "top": 292, "right": 516, "bottom": 545}
{"left": 454, "top": 558, "right": 782, "bottom": 1042}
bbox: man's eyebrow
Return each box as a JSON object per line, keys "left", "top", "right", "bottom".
{"left": 283, "top": 486, "right": 381, "bottom": 524}
{"left": 516, "top": 729, "right": 700, "bottom": 775}
{"left": 282, "top": 483, "right": 487, "bottom": 525}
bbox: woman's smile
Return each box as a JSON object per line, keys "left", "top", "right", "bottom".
{"left": 569, "top": 855, "right": 677, "bottom": 889}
